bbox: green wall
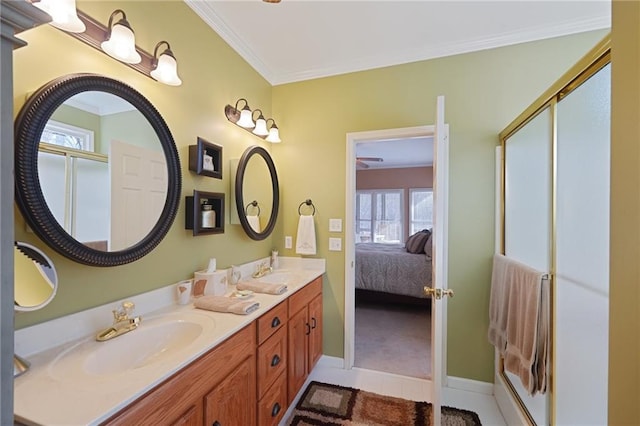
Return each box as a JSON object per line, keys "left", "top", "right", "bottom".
{"left": 50, "top": 104, "right": 102, "bottom": 148}
{"left": 13, "top": 0, "right": 609, "bottom": 385}
{"left": 13, "top": 1, "right": 274, "bottom": 328}
{"left": 272, "top": 30, "right": 607, "bottom": 382}
{"left": 101, "top": 110, "right": 160, "bottom": 154}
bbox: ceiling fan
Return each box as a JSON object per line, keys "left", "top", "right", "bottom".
{"left": 356, "top": 157, "right": 384, "bottom": 169}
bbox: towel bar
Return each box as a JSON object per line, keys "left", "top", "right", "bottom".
{"left": 298, "top": 199, "right": 316, "bottom": 216}
{"left": 245, "top": 200, "right": 260, "bottom": 216}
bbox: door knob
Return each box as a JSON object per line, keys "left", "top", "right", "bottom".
{"left": 423, "top": 286, "right": 454, "bottom": 300}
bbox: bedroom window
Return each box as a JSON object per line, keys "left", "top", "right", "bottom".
{"left": 409, "top": 188, "right": 433, "bottom": 234}
{"left": 355, "top": 189, "right": 403, "bottom": 243}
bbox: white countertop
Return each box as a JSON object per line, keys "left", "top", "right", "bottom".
{"left": 14, "top": 257, "right": 325, "bottom": 426}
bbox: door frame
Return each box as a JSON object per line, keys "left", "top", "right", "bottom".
{"left": 344, "top": 125, "right": 449, "bottom": 382}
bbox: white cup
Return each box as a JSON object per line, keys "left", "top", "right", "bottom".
{"left": 176, "top": 279, "right": 193, "bottom": 305}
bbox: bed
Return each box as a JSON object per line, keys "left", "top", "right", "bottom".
{"left": 355, "top": 242, "right": 432, "bottom": 301}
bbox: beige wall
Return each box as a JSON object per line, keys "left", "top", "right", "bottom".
{"left": 272, "top": 30, "right": 608, "bottom": 382}
{"left": 609, "top": 1, "right": 640, "bottom": 423}
{"left": 13, "top": 1, "right": 274, "bottom": 328}
{"left": 11, "top": 0, "right": 616, "bottom": 388}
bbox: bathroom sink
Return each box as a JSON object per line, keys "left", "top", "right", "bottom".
{"left": 255, "top": 271, "right": 297, "bottom": 285}
{"left": 50, "top": 312, "right": 215, "bottom": 378}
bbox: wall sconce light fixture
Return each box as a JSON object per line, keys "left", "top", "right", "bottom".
{"left": 30, "top": 3, "right": 182, "bottom": 86}
{"left": 150, "top": 41, "right": 182, "bottom": 86}
{"left": 101, "top": 9, "right": 141, "bottom": 64}
{"left": 33, "top": 0, "right": 85, "bottom": 33}
{"left": 225, "top": 99, "right": 282, "bottom": 143}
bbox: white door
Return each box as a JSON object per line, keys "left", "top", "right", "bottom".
{"left": 110, "top": 140, "right": 167, "bottom": 251}
{"left": 425, "top": 95, "right": 450, "bottom": 426}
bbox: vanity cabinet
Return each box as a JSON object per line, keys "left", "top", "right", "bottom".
{"left": 256, "top": 301, "right": 288, "bottom": 426}
{"left": 287, "top": 277, "right": 323, "bottom": 404}
{"left": 102, "top": 323, "right": 256, "bottom": 426}
{"left": 100, "top": 277, "right": 323, "bottom": 426}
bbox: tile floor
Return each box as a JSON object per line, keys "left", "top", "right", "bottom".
{"left": 281, "top": 361, "right": 507, "bottom": 425}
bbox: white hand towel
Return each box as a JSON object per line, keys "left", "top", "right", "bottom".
{"left": 296, "top": 214, "right": 316, "bottom": 255}
{"left": 247, "top": 215, "right": 261, "bottom": 232}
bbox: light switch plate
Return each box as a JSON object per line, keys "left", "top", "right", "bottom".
{"left": 285, "top": 236, "right": 292, "bottom": 249}
{"left": 329, "top": 218, "right": 342, "bottom": 232}
{"left": 329, "top": 237, "right": 342, "bottom": 251}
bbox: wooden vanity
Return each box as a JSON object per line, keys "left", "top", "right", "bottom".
{"left": 102, "top": 277, "right": 323, "bottom": 426}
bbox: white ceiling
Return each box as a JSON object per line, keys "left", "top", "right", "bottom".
{"left": 186, "top": 0, "right": 611, "bottom": 86}
{"left": 185, "top": 0, "right": 609, "bottom": 167}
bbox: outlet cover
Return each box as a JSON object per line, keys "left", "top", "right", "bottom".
{"left": 329, "top": 218, "right": 342, "bottom": 232}
{"left": 285, "top": 236, "right": 292, "bottom": 249}
{"left": 329, "top": 237, "right": 342, "bottom": 251}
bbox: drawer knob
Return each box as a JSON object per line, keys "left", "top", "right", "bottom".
{"left": 213, "top": 421, "right": 221, "bottom": 426}
{"left": 271, "top": 402, "right": 281, "bottom": 417}
{"left": 271, "top": 316, "right": 281, "bottom": 328}
{"left": 271, "top": 354, "right": 281, "bottom": 367}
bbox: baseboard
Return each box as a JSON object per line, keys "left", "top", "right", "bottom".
{"left": 446, "top": 376, "right": 494, "bottom": 395}
{"left": 317, "top": 355, "right": 345, "bottom": 369}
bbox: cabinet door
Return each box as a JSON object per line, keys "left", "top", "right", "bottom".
{"left": 170, "top": 404, "right": 202, "bottom": 426}
{"left": 287, "top": 307, "right": 309, "bottom": 404}
{"left": 308, "top": 293, "right": 323, "bottom": 371}
{"left": 204, "top": 355, "right": 256, "bottom": 426}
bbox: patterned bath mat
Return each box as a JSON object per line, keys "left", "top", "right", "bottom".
{"left": 288, "top": 381, "right": 482, "bottom": 426}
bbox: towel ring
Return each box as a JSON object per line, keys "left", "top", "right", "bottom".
{"left": 245, "top": 200, "right": 260, "bottom": 216}
{"left": 298, "top": 199, "right": 316, "bottom": 216}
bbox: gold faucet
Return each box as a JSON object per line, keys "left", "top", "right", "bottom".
{"left": 252, "top": 261, "right": 272, "bottom": 279}
{"left": 96, "top": 301, "right": 142, "bottom": 342}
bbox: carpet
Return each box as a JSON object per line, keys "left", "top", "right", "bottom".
{"left": 288, "top": 381, "right": 482, "bottom": 426}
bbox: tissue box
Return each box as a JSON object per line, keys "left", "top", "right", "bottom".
{"left": 193, "top": 270, "right": 227, "bottom": 297}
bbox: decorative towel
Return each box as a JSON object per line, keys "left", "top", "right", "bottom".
{"left": 247, "top": 215, "right": 261, "bottom": 233}
{"left": 296, "top": 214, "right": 316, "bottom": 255}
{"left": 237, "top": 281, "right": 288, "bottom": 295}
{"left": 194, "top": 295, "right": 260, "bottom": 315}
{"left": 488, "top": 253, "right": 549, "bottom": 395}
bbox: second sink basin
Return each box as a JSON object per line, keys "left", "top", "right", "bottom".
{"left": 255, "top": 271, "right": 297, "bottom": 285}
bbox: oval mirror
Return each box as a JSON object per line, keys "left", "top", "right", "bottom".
{"left": 14, "top": 241, "right": 57, "bottom": 312}
{"left": 14, "top": 74, "right": 181, "bottom": 266}
{"left": 235, "top": 146, "right": 279, "bottom": 240}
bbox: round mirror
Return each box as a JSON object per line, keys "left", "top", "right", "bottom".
{"left": 235, "top": 146, "right": 279, "bottom": 240}
{"left": 14, "top": 241, "right": 57, "bottom": 312}
{"left": 14, "top": 74, "right": 182, "bottom": 266}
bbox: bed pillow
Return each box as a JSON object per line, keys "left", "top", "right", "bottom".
{"left": 425, "top": 232, "right": 433, "bottom": 258}
{"left": 405, "top": 230, "right": 431, "bottom": 254}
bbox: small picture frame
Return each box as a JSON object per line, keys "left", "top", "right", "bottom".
{"left": 189, "top": 137, "right": 222, "bottom": 179}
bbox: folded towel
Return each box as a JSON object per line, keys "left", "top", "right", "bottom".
{"left": 296, "top": 214, "right": 316, "bottom": 255}
{"left": 247, "top": 215, "right": 261, "bottom": 233}
{"left": 194, "top": 295, "right": 260, "bottom": 315}
{"left": 237, "top": 281, "right": 288, "bottom": 295}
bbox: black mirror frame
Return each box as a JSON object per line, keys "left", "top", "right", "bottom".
{"left": 14, "top": 73, "right": 182, "bottom": 267}
{"left": 235, "top": 145, "right": 279, "bottom": 241}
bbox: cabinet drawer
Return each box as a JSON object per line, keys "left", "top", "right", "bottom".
{"left": 257, "top": 326, "right": 287, "bottom": 398}
{"left": 257, "top": 301, "right": 287, "bottom": 345}
{"left": 288, "top": 277, "right": 322, "bottom": 315}
{"left": 258, "top": 373, "right": 287, "bottom": 426}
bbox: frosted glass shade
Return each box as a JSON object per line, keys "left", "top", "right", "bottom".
{"left": 101, "top": 23, "right": 141, "bottom": 64}
{"left": 34, "top": 0, "right": 86, "bottom": 33}
{"left": 266, "top": 126, "right": 281, "bottom": 143}
{"left": 253, "top": 117, "right": 268, "bottom": 136}
{"left": 151, "top": 53, "right": 182, "bottom": 86}
{"left": 237, "top": 108, "right": 255, "bottom": 128}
